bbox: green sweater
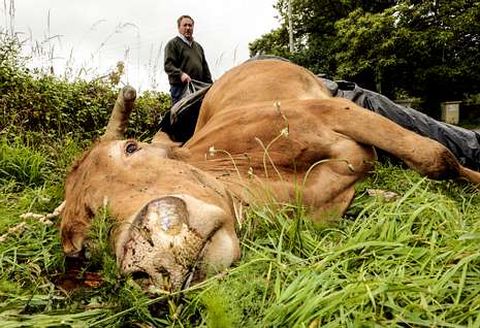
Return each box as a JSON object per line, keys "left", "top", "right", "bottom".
{"left": 164, "top": 36, "right": 212, "bottom": 85}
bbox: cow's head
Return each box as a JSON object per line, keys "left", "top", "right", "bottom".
{"left": 60, "top": 88, "right": 240, "bottom": 290}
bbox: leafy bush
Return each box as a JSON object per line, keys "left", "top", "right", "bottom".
{"left": 0, "top": 30, "right": 171, "bottom": 142}
{"left": 1, "top": 74, "right": 170, "bottom": 141}
{"left": 128, "top": 90, "right": 171, "bottom": 140}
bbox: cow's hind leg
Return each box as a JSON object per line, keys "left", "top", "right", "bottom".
{"left": 307, "top": 99, "right": 480, "bottom": 186}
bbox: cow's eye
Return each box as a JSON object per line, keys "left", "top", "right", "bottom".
{"left": 125, "top": 141, "right": 139, "bottom": 155}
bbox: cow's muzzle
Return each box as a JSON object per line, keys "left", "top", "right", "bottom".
{"left": 117, "top": 196, "right": 213, "bottom": 291}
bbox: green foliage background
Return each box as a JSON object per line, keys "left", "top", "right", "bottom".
{"left": 250, "top": 0, "right": 480, "bottom": 119}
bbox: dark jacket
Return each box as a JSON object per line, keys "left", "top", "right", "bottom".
{"left": 164, "top": 36, "right": 212, "bottom": 85}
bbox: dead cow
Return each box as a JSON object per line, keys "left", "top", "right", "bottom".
{"left": 60, "top": 59, "right": 480, "bottom": 290}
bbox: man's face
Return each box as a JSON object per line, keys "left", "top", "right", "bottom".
{"left": 178, "top": 18, "right": 194, "bottom": 41}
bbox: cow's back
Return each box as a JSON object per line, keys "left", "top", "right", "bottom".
{"left": 195, "top": 59, "right": 330, "bottom": 131}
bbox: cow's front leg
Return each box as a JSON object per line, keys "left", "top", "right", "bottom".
{"left": 245, "top": 139, "right": 375, "bottom": 222}
{"left": 301, "top": 139, "right": 375, "bottom": 222}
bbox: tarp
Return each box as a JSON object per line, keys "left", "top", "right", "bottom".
{"left": 323, "top": 79, "right": 480, "bottom": 170}
{"left": 158, "top": 79, "right": 210, "bottom": 143}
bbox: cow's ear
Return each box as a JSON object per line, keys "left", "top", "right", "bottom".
{"left": 151, "top": 131, "right": 189, "bottom": 160}
{"left": 152, "top": 131, "right": 176, "bottom": 145}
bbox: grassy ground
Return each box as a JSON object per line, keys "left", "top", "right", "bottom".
{"left": 1, "top": 135, "right": 479, "bottom": 327}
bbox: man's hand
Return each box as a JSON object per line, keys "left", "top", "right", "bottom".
{"left": 180, "top": 72, "right": 192, "bottom": 83}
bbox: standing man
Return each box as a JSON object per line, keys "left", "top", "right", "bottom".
{"left": 164, "top": 15, "right": 212, "bottom": 104}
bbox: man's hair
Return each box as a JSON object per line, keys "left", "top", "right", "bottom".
{"left": 177, "top": 15, "right": 194, "bottom": 27}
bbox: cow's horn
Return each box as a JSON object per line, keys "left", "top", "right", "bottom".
{"left": 101, "top": 86, "right": 137, "bottom": 141}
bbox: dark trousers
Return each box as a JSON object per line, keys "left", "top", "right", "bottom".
{"left": 169, "top": 84, "right": 185, "bottom": 104}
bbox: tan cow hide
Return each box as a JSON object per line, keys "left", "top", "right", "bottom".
{"left": 60, "top": 59, "right": 480, "bottom": 291}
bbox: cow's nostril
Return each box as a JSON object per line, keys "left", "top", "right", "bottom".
{"left": 130, "top": 270, "right": 155, "bottom": 290}
{"left": 131, "top": 271, "right": 150, "bottom": 281}
{"left": 130, "top": 268, "right": 176, "bottom": 291}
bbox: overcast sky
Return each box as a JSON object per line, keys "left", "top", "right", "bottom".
{"left": 7, "top": 0, "right": 280, "bottom": 92}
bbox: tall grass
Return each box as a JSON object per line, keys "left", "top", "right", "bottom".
{"left": 0, "top": 137, "right": 50, "bottom": 188}
{"left": 1, "top": 137, "right": 479, "bottom": 327}
{"left": 193, "top": 165, "right": 480, "bottom": 327}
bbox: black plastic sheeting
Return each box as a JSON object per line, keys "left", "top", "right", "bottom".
{"left": 158, "top": 80, "right": 210, "bottom": 142}
{"left": 322, "top": 79, "right": 480, "bottom": 170}
{"left": 159, "top": 69, "right": 480, "bottom": 171}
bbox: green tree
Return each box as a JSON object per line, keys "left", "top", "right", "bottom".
{"left": 250, "top": 0, "right": 480, "bottom": 118}
{"left": 335, "top": 7, "right": 399, "bottom": 93}
{"left": 249, "top": 0, "right": 396, "bottom": 76}
{"left": 335, "top": 0, "right": 480, "bottom": 116}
